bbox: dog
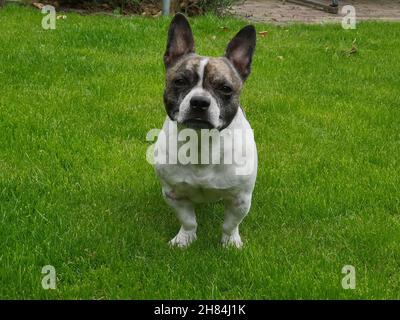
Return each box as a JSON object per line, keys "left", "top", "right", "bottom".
{"left": 153, "top": 13, "right": 257, "bottom": 248}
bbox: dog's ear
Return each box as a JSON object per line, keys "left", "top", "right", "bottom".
{"left": 224, "top": 25, "right": 256, "bottom": 80}
{"left": 164, "top": 13, "right": 195, "bottom": 69}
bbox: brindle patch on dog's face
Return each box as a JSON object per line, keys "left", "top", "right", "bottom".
{"left": 164, "top": 55, "right": 243, "bottom": 130}
{"left": 164, "top": 54, "right": 201, "bottom": 122}
{"left": 203, "top": 57, "right": 243, "bottom": 129}
{"left": 163, "top": 13, "right": 255, "bottom": 130}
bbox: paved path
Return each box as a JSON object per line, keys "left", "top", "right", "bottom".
{"left": 230, "top": 0, "right": 400, "bottom": 24}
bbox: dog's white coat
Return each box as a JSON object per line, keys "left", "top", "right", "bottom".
{"left": 155, "top": 59, "right": 258, "bottom": 248}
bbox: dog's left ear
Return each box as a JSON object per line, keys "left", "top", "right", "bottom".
{"left": 164, "top": 13, "right": 195, "bottom": 69}
{"left": 224, "top": 25, "right": 256, "bottom": 80}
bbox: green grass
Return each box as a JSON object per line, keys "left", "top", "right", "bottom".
{"left": 0, "top": 4, "right": 399, "bottom": 299}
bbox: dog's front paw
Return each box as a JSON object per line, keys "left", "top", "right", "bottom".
{"left": 169, "top": 228, "right": 197, "bottom": 248}
{"left": 221, "top": 232, "right": 243, "bottom": 249}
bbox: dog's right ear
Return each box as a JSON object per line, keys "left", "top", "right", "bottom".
{"left": 164, "top": 13, "right": 195, "bottom": 69}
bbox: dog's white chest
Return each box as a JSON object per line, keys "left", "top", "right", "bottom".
{"left": 157, "top": 162, "right": 241, "bottom": 202}
{"left": 154, "top": 108, "right": 257, "bottom": 203}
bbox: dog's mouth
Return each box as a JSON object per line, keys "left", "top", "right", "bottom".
{"left": 182, "top": 118, "right": 214, "bottom": 129}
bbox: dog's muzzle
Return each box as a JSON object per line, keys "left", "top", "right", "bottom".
{"left": 182, "top": 95, "right": 214, "bottom": 129}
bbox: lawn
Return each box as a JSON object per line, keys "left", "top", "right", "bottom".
{"left": 0, "top": 4, "right": 399, "bottom": 299}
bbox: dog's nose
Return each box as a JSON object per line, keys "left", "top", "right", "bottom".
{"left": 190, "top": 96, "right": 210, "bottom": 111}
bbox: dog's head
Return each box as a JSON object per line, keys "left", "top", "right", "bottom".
{"left": 163, "top": 13, "right": 256, "bottom": 130}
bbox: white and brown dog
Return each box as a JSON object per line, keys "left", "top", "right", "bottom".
{"left": 153, "top": 13, "right": 257, "bottom": 248}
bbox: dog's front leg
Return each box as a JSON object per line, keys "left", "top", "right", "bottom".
{"left": 222, "top": 194, "right": 252, "bottom": 248}
{"left": 163, "top": 189, "right": 197, "bottom": 248}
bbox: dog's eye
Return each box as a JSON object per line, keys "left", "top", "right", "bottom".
{"left": 174, "top": 78, "right": 187, "bottom": 87}
{"left": 219, "top": 85, "right": 233, "bottom": 95}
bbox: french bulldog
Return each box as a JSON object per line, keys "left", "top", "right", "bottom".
{"left": 153, "top": 13, "right": 257, "bottom": 248}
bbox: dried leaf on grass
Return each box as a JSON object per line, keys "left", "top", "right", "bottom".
{"left": 342, "top": 39, "right": 358, "bottom": 56}
{"left": 32, "top": 2, "right": 44, "bottom": 10}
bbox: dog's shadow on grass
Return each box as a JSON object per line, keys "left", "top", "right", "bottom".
{"left": 135, "top": 183, "right": 226, "bottom": 249}
{"left": 104, "top": 177, "right": 226, "bottom": 251}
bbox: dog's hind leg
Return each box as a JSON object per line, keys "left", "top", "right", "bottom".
{"left": 163, "top": 189, "right": 197, "bottom": 248}
{"left": 221, "top": 194, "right": 252, "bottom": 248}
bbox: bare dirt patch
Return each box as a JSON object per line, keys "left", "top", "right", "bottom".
{"left": 230, "top": 0, "right": 400, "bottom": 24}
